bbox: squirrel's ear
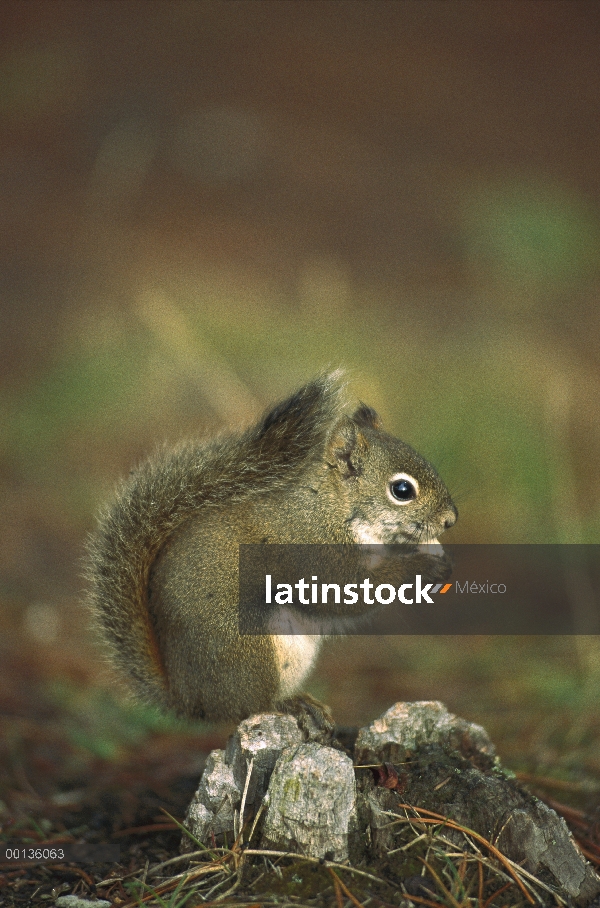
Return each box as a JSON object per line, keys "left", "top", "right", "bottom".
{"left": 351, "top": 403, "right": 383, "bottom": 431}
{"left": 325, "top": 416, "right": 364, "bottom": 478}
{"left": 253, "top": 373, "right": 345, "bottom": 466}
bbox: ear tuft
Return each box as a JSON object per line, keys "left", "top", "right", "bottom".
{"left": 251, "top": 371, "right": 346, "bottom": 469}
{"left": 352, "top": 403, "right": 383, "bottom": 431}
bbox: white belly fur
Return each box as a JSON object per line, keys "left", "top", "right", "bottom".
{"left": 271, "top": 528, "right": 445, "bottom": 700}
{"left": 273, "top": 634, "right": 323, "bottom": 699}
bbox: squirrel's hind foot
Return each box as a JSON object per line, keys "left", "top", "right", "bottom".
{"left": 276, "top": 692, "right": 335, "bottom": 744}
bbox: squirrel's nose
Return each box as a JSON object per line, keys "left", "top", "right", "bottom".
{"left": 443, "top": 505, "right": 458, "bottom": 529}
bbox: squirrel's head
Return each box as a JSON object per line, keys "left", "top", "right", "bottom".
{"left": 324, "top": 405, "right": 457, "bottom": 546}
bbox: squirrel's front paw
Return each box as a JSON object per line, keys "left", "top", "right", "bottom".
{"left": 276, "top": 693, "right": 335, "bottom": 744}
{"left": 406, "top": 550, "right": 454, "bottom": 584}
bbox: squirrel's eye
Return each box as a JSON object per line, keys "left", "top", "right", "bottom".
{"left": 390, "top": 479, "right": 417, "bottom": 502}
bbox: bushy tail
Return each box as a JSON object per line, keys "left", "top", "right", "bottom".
{"left": 84, "top": 372, "right": 345, "bottom": 710}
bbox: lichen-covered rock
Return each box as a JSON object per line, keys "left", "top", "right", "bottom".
{"left": 366, "top": 788, "right": 402, "bottom": 854}
{"left": 181, "top": 700, "right": 600, "bottom": 905}
{"left": 496, "top": 800, "right": 600, "bottom": 904}
{"left": 182, "top": 713, "right": 303, "bottom": 848}
{"left": 355, "top": 700, "right": 494, "bottom": 766}
{"left": 357, "top": 702, "right": 600, "bottom": 906}
{"left": 261, "top": 743, "right": 357, "bottom": 861}
{"left": 182, "top": 749, "right": 241, "bottom": 848}
{"left": 225, "top": 713, "right": 304, "bottom": 810}
{"left": 182, "top": 799, "right": 213, "bottom": 846}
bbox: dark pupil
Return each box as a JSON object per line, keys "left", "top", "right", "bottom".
{"left": 391, "top": 479, "right": 415, "bottom": 501}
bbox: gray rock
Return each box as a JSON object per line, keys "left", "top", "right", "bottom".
{"left": 182, "top": 799, "right": 214, "bottom": 845}
{"left": 182, "top": 713, "right": 303, "bottom": 847}
{"left": 180, "top": 700, "right": 600, "bottom": 905}
{"left": 261, "top": 742, "right": 357, "bottom": 862}
{"left": 357, "top": 701, "right": 600, "bottom": 906}
{"left": 182, "top": 749, "right": 241, "bottom": 848}
{"left": 355, "top": 700, "right": 495, "bottom": 765}
{"left": 496, "top": 800, "right": 600, "bottom": 903}
{"left": 366, "top": 788, "right": 401, "bottom": 854}
{"left": 225, "top": 713, "right": 304, "bottom": 810}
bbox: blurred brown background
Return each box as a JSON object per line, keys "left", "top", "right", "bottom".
{"left": 2, "top": 1, "right": 600, "bottom": 815}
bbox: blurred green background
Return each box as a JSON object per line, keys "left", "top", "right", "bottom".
{"left": 1, "top": 1, "right": 600, "bottom": 805}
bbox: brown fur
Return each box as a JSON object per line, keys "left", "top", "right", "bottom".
{"left": 85, "top": 371, "right": 457, "bottom": 723}
{"left": 85, "top": 373, "right": 346, "bottom": 714}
